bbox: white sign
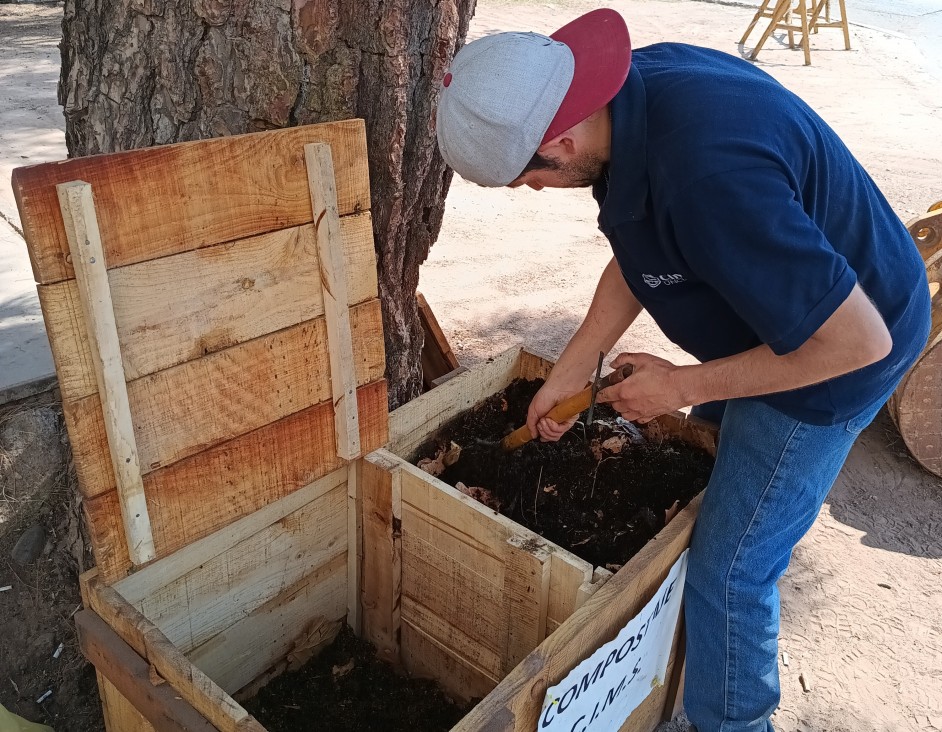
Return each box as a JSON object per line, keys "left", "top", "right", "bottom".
{"left": 538, "top": 550, "right": 688, "bottom": 732}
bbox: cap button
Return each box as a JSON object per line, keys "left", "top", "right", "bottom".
{"left": 443, "top": 72, "right": 453, "bottom": 87}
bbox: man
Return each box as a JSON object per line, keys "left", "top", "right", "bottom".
{"left": 435, "top": 9, "right": 931, "bottom": 732}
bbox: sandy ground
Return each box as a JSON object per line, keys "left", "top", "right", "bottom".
{"left": 0, "top": 0, "right": 940, "bottom": 730}
{"left": 421, "top": 1, "right": 942, "bottom": 730}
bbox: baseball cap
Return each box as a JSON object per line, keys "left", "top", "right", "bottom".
{"left": 436, "top": 9, "right": 631, "bottom": 187}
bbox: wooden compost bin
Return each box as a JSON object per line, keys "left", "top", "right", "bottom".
{"left": 369, "top": 346, "right": 718, "bottom": 731}
{"left": 12, "top": 119, "right": 717, "bottom": 732}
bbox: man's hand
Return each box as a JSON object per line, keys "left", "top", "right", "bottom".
{"left": 596, "top": 352, "right": 687, "bottom": 423}
{"left": 527, "top": 382, "right": 583, "bottom": 441}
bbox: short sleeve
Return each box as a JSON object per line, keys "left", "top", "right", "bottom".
{"left": 666, "top": 166, "right": 857, "bottom": 355}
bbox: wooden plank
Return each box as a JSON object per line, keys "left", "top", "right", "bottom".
{"left": 76, "top": 609, "right": 216, "bottom": 732}
{"left": 546, "top": 551, "right": 594, "bottom": 634}
{"left": 517, "top": 348, "right": 557, "bottom": 382}
{"left": 360, "top": 450, "right": 402, "bottom": 664}
{"left": 187, "top": 551, "right": 348, "bottom": 694}
{"left": 39, "top": 213, "right": 377, "bottom": 401}
{"left": 13, "top": 120, "right": 371, "bottom": 284}
{"left": 142, "top": 627, "right": 268, "bottom": 732}
{"left": 347, "top": 461, "right": 362, "bottom": 633}
{"left": 85, "top": 380, "right": 387, "bottom": 584}
{"left": 65, "top": 298, "right": 384, "bottom": 491}
{"left": 139, "top": 484, "right": 347, "bottom": 653}
{"left": 306, "top": 142, "right": 361, "bottom": 459}
{"left": 57, "top": 180, "right": 155, "bottom": 566}
{"left": 401, "top": 596, "right": 505, "bottom": 679}
{"left": 502, "top": 535, "right": 552, "bottom": 673}
{"left": 401, "top": 531, "right": 507, "bottom": 652}
{"left": 417, "top": 291, "right": 460, "bottom": 390}
{"left": 114, "top": 468, "right": 346, "bottom": 605}
{"left": 98, "top": 672, "right": 157, "bottom": 732}
{"left": 65, "top": 300, "right": 383, "bottom": 501}
{"left": 388, "top": 345, "right": 523, "bottom": 457}
{"left": 401, "top": 619, "right": 499, "bottom": 705}
{"left": 399, "top": 459, "right": 529, "bottom": 551}
{"left": 451, "top": 494, "right": 702, "bottom": 732}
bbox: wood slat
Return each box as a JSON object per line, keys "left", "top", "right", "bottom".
{"left": 502, "top": 536, "right": 551, "bottom": 674}
{"left": 84, "top": 380, "right": 388, "bottom": 584}
{"left": 39, "top": 213, "right": 376, "bottom": 400}
{"left": 140, "top": 484, "right": 346, "bottom": 653}
{"left": 98, "top": 673, "right": 157, "bottom": 732}
{"left": 66, "top": 299, "right": 385, "bottom": 498}
{"left": 187, "top": 552, "right": 348, "bottom": 694}
{"left": 114, "top": 468, "right": 346, "bottom": 605}
{"left": 546, "top": 552, "right": 594, "bottom": 633}
{"left": 13, "top": 120, "right": 371, "bottom": 284}
{"left": 401, "top": 531, "right": 507, "bottom": 653}
{"left": 452, "top": 495, "right": 702, "bottom": 732}
{"left": 306, "top": 142, "right": 361, "bottom": 459}
{"left": 401, "top": 620, "right": 499, "bottom": 705}
{"left": 57, "top": 180, "right": 156, "bottom": 566}
{"left": 76, "top": 610, "right": 217, "bottom": 732}
{"left": 360, "top": 451, "right": 403, "bottom": 665}
{"left": 389, "top": 345, "right": 523, "bottom": 458}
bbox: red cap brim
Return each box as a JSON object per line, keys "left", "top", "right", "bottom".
{"left": 544, "top": 9, "right": 632, "bottom": 144}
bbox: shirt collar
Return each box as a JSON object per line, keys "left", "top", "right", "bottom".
{"left": 593, "top": 63, "right": 649, "bottom": 231}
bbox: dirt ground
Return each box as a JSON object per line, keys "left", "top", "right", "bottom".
{"left": 0, "top": 0, "right": 940, "bottom": 731}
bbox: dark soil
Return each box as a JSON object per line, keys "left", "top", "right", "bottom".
{"left": 0, "top": 397, "right": 103, "bottom": 732}
{"left": 244, "top": 627, "right": 471, "bottom": 732}
{"left": 415, "top": 379, "right": 715, "bottom": 569}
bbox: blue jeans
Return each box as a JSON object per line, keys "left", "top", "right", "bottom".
{"left": 683, "top": 397, "right": 883, "bottom": 731}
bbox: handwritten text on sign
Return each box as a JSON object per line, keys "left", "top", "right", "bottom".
{"left": 539, "top": 550, "right": 688, "bottom": 732}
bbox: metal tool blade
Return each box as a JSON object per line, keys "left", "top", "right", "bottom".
{"left": 585, "top": 351, "right": 605, "bottom": 429}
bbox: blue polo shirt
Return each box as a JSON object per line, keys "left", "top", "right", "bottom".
{"left": 593, "top": 43, "right": 930, "bottom": 425}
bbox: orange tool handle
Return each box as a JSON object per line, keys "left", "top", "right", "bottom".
{"left": 500, "top": 364, "right": 633, "bottom": 451}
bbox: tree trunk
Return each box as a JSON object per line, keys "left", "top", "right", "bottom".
{"left": 59, "top": 0, "right": 476, "bottom": 408}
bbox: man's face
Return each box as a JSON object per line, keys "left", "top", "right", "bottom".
{"left": 507, "top": 147, "right": 606, "bottom": 191}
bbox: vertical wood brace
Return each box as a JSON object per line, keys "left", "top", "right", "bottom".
{"left": 305, "top": 143, "right": 361, "bottom": 460}
{"left": 390, "top": 464, "right": 403, "bottom": 660}
{"left": 57, "top": 181, "right": 156, "bottom": 566}
{"left": 503, "top": 536, "right": 552, "bottom": 673}
{"left": 347, "top": 461, "right": 363, "bottom": 634}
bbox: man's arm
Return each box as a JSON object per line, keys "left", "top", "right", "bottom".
{"left": 527, "top": 257, "right": 642, "bottom": 439}
{"left": 599, "top": 284, "right": 893, "bottom": 421}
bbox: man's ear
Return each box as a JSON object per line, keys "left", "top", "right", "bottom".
{"left": 538, "top": 129, "right": 577, "bottom": 159}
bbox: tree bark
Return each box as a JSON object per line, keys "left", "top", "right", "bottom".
{"left": 59, "top": 0, "right": 476, "bottom": 408}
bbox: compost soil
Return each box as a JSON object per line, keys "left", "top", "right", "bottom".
{"left": 415, "top": 378, "right": 715, "bottom": 568}
{"left": 244, "top": 627, "right": 471, "bottom": 732}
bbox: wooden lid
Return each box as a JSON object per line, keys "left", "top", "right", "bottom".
{"left": 13, "top": 121, "right": 389, "bottom": 583}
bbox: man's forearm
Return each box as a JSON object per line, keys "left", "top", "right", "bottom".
{"left": 674, "top": 284, "right": 893, "bottom": 406}
{"left": 550, "top": 258, "right": 642, "bottom": 388}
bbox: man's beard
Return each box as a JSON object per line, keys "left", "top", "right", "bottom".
{"left": 547, "top": 151, "right": 607, "bottom": 188}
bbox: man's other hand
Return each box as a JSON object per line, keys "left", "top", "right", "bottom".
{"left": 597, "top": 352, "right": 686, "bottom": 423}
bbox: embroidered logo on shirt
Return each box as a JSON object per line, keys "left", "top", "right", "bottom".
{"left": 643, "top": 273, "right": 686, "bottom": 288}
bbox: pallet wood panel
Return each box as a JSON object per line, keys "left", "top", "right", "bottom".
{"left": 65, "top": 298, "right": 384, "bottom": 493}
{"left": 401, "top": 620, "right": 499, "bottom": 704}
{"left": 388, "top": 346, "right": 523, "bottom": 458}
{"left": 417, "top": 292, "right": 461, "bottom": 390}
{"left": 13, "top": 120, "right": 370, "bottom": 284}
{"left": 65, "top": 301, "right": 384, "bottom": 501}
{"left": 187, "top": 551, "right": 348, "bottom": 694}
{"left": 138, "top": 484, "right": 346, "bottom": 653}
{"left": 452, "top": 494, "right": 702, "bottom": 731}
{"left": 114, "top": 468, "right": 347, "bottom": 605}
{"left": 39, "top": 213, "right": 376, "bottom": 400}
{"left": 84, "top": 380, "right": 388, "bottom": 584}
{"left": 76, "top": 610, "right": 217, "bottom": 732}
